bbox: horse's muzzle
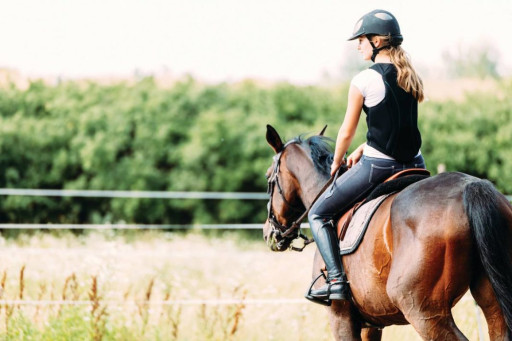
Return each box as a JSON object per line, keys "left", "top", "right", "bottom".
{"left": 263, "top": 219, "right": 288, "bottom": 252}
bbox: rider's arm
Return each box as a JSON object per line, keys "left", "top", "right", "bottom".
{"left": 331, "top": 85, "right": 364, "bottom": 175}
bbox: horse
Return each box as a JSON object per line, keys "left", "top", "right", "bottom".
{"left": 262, "top": 125, "right": 512, "bottom": 340}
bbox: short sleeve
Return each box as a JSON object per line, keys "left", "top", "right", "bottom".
{"left": 350, "top": 70, "right": 371, "bottom": 97}
{"left": 350, "top": 69, "right": 386, "bottom": 107}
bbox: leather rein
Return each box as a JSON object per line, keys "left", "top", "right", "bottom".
{"left": 266, "top": 142, "right": 340, "bottom": 252}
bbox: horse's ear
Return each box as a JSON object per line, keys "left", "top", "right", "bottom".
{"left": 266, "top": 125, "right": 284, "bottom": 153}
{"left": 319, "top": 125, "right": 327, "bottom": 136}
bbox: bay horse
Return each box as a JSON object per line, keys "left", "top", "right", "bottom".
{"left": 263, "top": 125, "right": 512, "bottom": 340}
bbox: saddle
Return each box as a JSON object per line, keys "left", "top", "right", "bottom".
{"left": 336, "top": 168, "right": 430, "bottom": 254}
{"left": 310, "top": 168, "right": 431, "bottom": 307}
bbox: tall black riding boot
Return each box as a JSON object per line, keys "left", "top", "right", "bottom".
{"left": 307, "top": 215, "right": 349, "bottom": 300}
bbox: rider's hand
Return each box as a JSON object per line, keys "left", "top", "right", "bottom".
{"left": 330, "top": 159, "right": 346, "bottom": 176}
{"left": 347, "top": 146, "right": 364, "bottom": 168}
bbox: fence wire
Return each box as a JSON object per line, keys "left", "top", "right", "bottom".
{"left": 0, "top": 296, "right": 474, "bottom": 306}
{"left": 0, "top": 188, "right": 509, "bottom": 201}
{"left": 0, "top": 188, "right": 268, "bottom": 200}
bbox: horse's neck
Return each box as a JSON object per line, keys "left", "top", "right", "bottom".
{"left": 286, "top": 144, "right": 330, "bottom": 207}
{"left": 298, "top": 169, "right": 329, "bottom": 207}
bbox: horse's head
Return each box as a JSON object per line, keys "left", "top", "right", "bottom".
{"left": 263, "top": 124, "right": 332, "bottom": 252}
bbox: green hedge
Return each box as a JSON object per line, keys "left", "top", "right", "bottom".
{"left": 0, "top": 77, "right": 510, "bottom": 224}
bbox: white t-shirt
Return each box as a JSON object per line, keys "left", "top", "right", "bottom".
{"left": 350, "top": 68, "right": 392, "bottom": 159}
{"left": 350, "top": 68, "right": 386, "bottom": 108}
{"left": 350, "top": 67, "right": 421, "bottom": 160}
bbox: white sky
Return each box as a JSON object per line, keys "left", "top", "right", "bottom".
{"left": 1, "top": 0, "right": 511, "bottom": 84}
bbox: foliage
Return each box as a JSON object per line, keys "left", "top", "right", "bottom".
{"left": 0, "top": 77, "right": 510, "bottom": 225}
{"left": 420, "top": 80, "right": 512, "bottom": 191}
{"left": 442, "top": 43, "right": 501, "bottom": 79}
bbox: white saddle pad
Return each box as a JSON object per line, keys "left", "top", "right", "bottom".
{"left": 339, "top": 194, "right": 390, "bottom": 255}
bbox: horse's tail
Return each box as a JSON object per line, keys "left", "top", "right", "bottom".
{"left": 463, "top": 179, "right": 512, "bottom": 332}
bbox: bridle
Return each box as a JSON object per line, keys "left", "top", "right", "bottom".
{"left": 266, "top": 142, "right": 339, "bottom": 252}
{"left": 266, "top": 142, "right": 312, "bottom": 251}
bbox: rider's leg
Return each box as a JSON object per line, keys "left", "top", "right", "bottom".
{"left": 308, "top": 212, "right": 349, "bottom": 300}
{"left": 306, "top": 155, "right": 416, "bottom": 301}
{"left": 307, "top": 159, "right": 373, "bottom": 300}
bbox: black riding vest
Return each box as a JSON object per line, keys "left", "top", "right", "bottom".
{"left": 363, "top": 63, "right": 422, "bottom": 163}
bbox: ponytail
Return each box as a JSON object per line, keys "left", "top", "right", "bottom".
{"left": 375, "top": 35, "right": 424, "bottom": 102}
{"left": 388, "top": 45, "right": 424, "bottom": 102}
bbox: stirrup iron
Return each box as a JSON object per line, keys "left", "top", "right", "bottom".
{"left": 304, "top": 272, "right": 332, "bottom": 306}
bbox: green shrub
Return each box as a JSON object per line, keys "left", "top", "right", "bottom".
{"left": 0, "top": 77, "right": 510, "bottom": 225}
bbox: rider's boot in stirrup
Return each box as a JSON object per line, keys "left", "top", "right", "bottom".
{"left": 306, "top": 215, "right": 349, "bottom": 301}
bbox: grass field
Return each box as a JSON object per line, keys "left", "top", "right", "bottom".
{"left": 0, "top": 230, "right": 489, "bottom": 340}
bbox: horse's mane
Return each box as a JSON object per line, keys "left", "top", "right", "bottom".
{"left": 289, "top": 134, "right": 334, "bottom": 177}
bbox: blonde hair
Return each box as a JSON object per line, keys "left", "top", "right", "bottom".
{"left": 377, "top": 36, "right": 424, "bottom": 102}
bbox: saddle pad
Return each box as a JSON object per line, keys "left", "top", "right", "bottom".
{"left": 339, "top": 194, "right": 390, "bottom": 255}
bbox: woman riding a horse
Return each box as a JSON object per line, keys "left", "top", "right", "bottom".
{"left": 264, "top": 9, "right": 512, "bottom": 341}
{"left": 308, "top": 9, "right": 426, "bottom": 301}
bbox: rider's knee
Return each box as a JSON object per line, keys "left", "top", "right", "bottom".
{"left": 308, "top": 212, "right": 332, "bottom": 233}
{"left": 307, "top": 210, "right": 322, "bottom": 224}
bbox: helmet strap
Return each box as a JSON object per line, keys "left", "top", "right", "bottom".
{"left": 367, "top": 35, "right": 389, "bottom": 62}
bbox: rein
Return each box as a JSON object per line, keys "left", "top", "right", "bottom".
{"left": 267, "top": 142, "right": 343, "bottom": 252}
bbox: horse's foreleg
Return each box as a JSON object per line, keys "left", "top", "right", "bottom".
{"left": 313, "top": 249, "right": 363, "bottom": 340}
{"left": 327, "top": 300, "right": 362, "bottom": 341}
{"left": 470, "top": 271, "right": 510, "bottom": 341}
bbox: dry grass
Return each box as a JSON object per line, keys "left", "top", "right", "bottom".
{"left": 0, "top": 231, "right": 490, "bottom": 340}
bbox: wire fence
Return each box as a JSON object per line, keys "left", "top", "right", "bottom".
{"left": 0, "top": 188, "right": 268, "bottom": 200}
{"left": 0, "top": 295, "right": 476, "bottom": 306}
{"left": 0, "top": 188, "right": 510, "bottom": 230}
{"left": 0, "top": 188, "right": 271, "bottom": 230}
{"left": 0, "top": 223, "right": 281, "bottom": 230}
{"left": 0, "top": 298, "right": 307, "bottom": 306}
{"left": 0, "top": 188, "right": 509, "bottom": 201}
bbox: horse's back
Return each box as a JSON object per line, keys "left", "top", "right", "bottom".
{"left": 391, "top": 172, "right": 476, "bottom": 247}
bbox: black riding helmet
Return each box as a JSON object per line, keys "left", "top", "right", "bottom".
{"left": 348, "top": 9, "right": 403, "bottom": 62}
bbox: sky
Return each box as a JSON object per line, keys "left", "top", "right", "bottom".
{"left": 1, "top": 0, "right": 511, "bottom": 84}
